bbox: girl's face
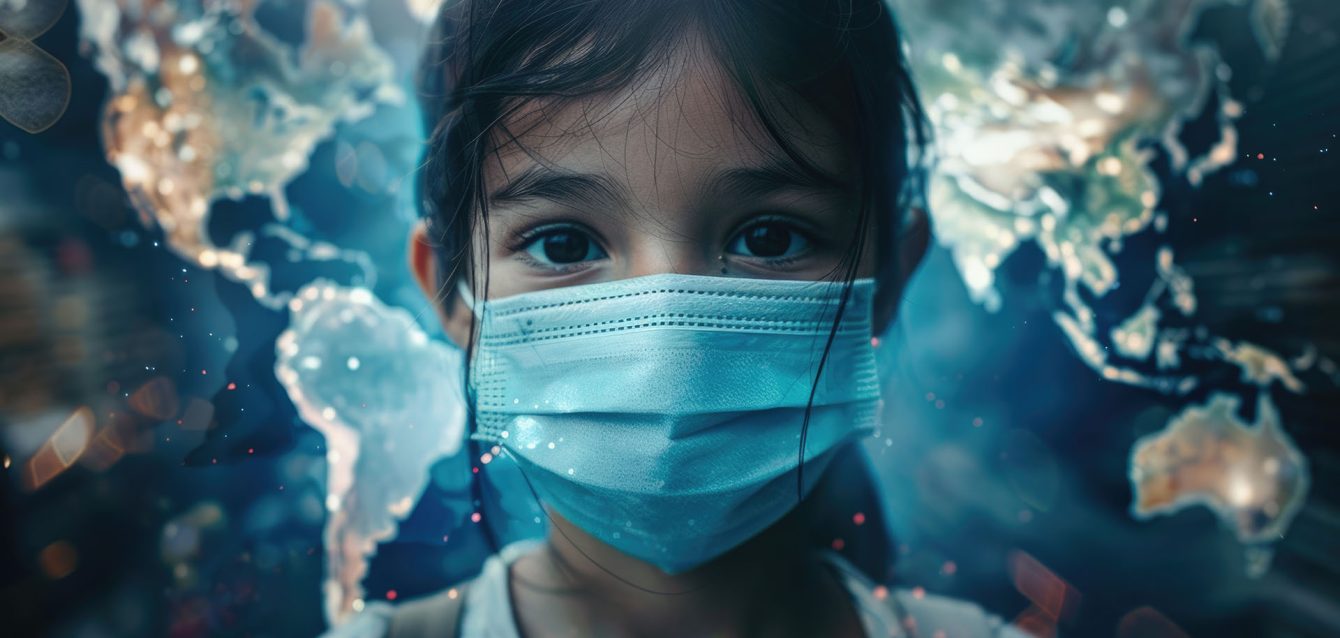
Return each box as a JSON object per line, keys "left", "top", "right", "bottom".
{"left": 412, "top": 36, "right": 901, "bottom": 348}
{"left": 405, "top": 29, "right": 927, "bottom": 577}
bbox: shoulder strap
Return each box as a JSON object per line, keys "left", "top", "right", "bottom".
{"left": 386, "top": 582, "right": 472, "bottom": 638}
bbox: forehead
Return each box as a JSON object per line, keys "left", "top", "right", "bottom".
{"left": 483, "top": 36, "right": 850, "bottom": 199}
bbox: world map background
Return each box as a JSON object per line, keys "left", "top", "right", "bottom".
{"left": 1, "top": 0, "right": 1338, "bottom": 636}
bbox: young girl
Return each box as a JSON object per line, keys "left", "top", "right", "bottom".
{"left": 335, "top": 0, "right": 1026, "bottom": 636}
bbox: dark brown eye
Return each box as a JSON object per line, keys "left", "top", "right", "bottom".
{"left": 728, "top": 221, "right": 810, "bottom": 259}
{"left": 521, "top": 226, "right": 606, "bottom": 267}
{"left": 542, "top": 232, "right": 589, "bottom": 263}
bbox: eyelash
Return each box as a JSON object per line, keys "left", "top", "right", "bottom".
{"left": 507, "top": 215, "right": 820, "bottom": 272}
{"left": 725, "top": 215, "right": 818, "bottom": 266}
{"left": 509, "top": 222, "right": 607, "bottom": 272}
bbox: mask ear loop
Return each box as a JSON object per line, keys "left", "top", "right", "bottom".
{"left": 456, "top": 279, "right": 486, "bottom": 319}
{"left": 458, "top": 276, "right": 508, "bottom": 563}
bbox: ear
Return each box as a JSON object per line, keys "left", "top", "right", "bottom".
{"left": 874, "top": 206, "right": 931, "bottom": 331}
{"left": 409, "top": 221, "right": 474, "bottom": 350}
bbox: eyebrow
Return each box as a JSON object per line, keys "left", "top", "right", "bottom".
{"left": 704, "top": 158, "right": 851, "bottom": 202}
{"left": 488, "top": 166, "right": 627, "bottom": 210}
{"left": 487, "top": 157, "right": 850, "bottom": 211}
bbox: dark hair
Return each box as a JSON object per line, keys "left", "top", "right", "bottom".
{"left": 416, "top": 0, "right": 928, "bottom": 583}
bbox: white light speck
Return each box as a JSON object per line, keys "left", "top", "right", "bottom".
{"left": 1107, "top": 7, "right": 1128, "bottom": 28}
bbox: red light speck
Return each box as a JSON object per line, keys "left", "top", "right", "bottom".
{"left": 853, "top": 512, "right": 866, "bottom": 525}
{"left": 386, "top": 590, "right": 397, "bottom": 601}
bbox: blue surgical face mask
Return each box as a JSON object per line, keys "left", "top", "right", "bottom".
{"left": 460, "top": 273, "right": 881, "bottom": 574}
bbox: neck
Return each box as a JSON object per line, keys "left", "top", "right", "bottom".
{"left": 509, "top": 508, "right": 858, "bottom": 638}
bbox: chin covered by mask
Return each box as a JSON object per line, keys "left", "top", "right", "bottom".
{"left": 461, "top": 274, "right": 882, "bottom": 574}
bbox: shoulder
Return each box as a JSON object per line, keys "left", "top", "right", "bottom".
{"left": 319, "top": 584, "right": 473, "bottom": 638}
{"left": 320, "top": 540, "right": 537, "bottom": 638}
{"left": 892, "top": 589, "right": 1033, "bottom": 638}
{"left": 819, "top": 548, "right": 1030, "bottom": 638}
